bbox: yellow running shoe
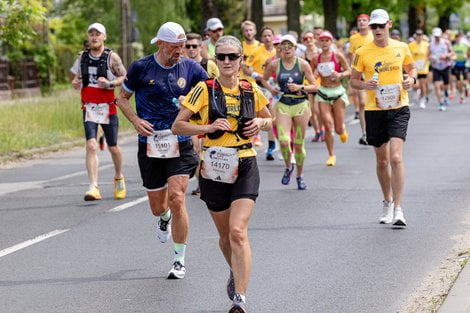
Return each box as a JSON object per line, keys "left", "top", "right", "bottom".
{"left": 253, "top": 134, "right": 262, "bottom": 147}
{"left": 325, "top": 155, "right": 336, "bottom": 166}
{"left": 84, "top": 185, "right": 102, "bottom": 201}
{"left": 340, "top": 128, "right": 348, "bottom": 143}
{"left": 114, "top": 177, "right": 127, "bottom": 199}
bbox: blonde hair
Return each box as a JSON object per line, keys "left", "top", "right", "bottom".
{"left": 241, "top": 20, "right": 256, "bottom": 32}
{"left": 215, "top": 35, "right": 243, "bottom": 55}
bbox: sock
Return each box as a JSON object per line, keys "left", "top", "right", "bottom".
{"left": 268, "top": 140, "right": 275, "bottom": 150}
{"left": 444, "top": 90, "right": 449, "bottom": 98}
{"left": 234, "top": 293, "right": 246, "bottom": 303}
{"left": 174, "top": 243, "right": 186, "bottom": 265}
{"left": 160, "top": 209, "right": 171, "bottom": 221}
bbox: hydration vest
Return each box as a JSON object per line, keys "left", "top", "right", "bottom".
{"left": 80, "top": 48, "right": 112, "bottom": 87}
{"left": 205, "top": 78, "right": 255, "bottom": 141}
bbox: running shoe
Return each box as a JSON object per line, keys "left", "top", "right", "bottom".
{"left": 156, "top": 212, "right": 172, "bottom": 243}
{"left": 358, "top": 134, "right": 368, "bottom": 145}
{"left": 339, "top": 128, "right": 348, "bottom": 143}
{"left": 459, "top": 97, "right": 464, "bottom": 104}
{"left": 419, "top": 98, "right": 426, "bottom": 109}
{"left": 253, "top": 135, "right": 262, "bottom": 147}
{"left": 392, "top": 206, "right": 407, "bottom": 226}
{"left": 229, "top": 294, "right": 248, "bottom": 313}
{"left": 167, "top": 261, "right": 186, "bottom": 279}
{"left": 266, "top": 148, "right": 274, "bottom": 161}
{"left": 311, "top": 132, "right": 321, "bottom": 142}
{"left": 439, "top": 103, "right": 446, "bottom": 111}
{"left": 296, "top": 176, "right": 307, "bottom": 190}
{"left": 379, "top": 200, "right": 394, "bottom": 224}
{"left": 281, "top": 164, "right": 295, "bottom": 185}
{"left": 444, "top": 97, "right": 450, "bottom": 106}
{"left": 226, "top": 270, "right": 235, "bottom": 301}
{"left": 354, "top": 111, "right": 359, "bottom": 120}
{"left": 84, "top": 185, "right": 101, "bottom": 201}
{"left": 114, "top": 177, "right": 126, "bottom": 199}
{"left": 191, "top": 186, "right": 200, "bottom": 195}
{"left": 99, "top": 135, "right": 105, "bottom": 151}
{"left": 325, "top": 155, "right": 336, "bottom": 166}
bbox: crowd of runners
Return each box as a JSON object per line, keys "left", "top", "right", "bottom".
{"left": 71, "top": 9, "right": 470, "bottom": 313}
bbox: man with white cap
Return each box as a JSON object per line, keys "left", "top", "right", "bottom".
{"left": 71, "top": 22, "right": 127, "bottom": 202}
{"left": 351, "top": 9, "right": 417, "bottom": 227}
{"left": 116, "top": 21, "right": 209, "bottom": 279}
{"left": 201, "top": 17, "right": 224, "bottom": 60}
{"left": 429, "top": 27, "right": 455, "bottom": 110}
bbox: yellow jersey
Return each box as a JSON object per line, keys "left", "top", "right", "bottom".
{"left": 240, "top": 40, "right": 261, "bottom": 82}
{"left": 245, "top": 45, "right": 276, "bottom": 75}
{"left": 182, "top": 80, "right": 269, "bottom": 158}
{"left": 352, "top": 39, "right": 414, "bottom": 111}
{"left": 205, "top": 59, "right": 219, "bottom": 78}
{"left": 408, "top": 40, "right": 429, "bottom": 75}
{"left": 349, "top": 32, "right": 374, "bottom": 55}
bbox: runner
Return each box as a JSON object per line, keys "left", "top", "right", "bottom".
{"left": 116, "top": 22, "right": 208, "bottom": 279}
{"left": 201, "top": 17, "right": 224, "bottom": 60}
{"left": 172, "top": 35, "right": 272, "bottom": 313}
{"left": 429, "top": 27, "right": 455, "bottom": 111}
{"left": 408, "top": 29, "right": 430, "bottom": 108}
{"left": 71, "top": 23, "right": 127, "bottom": 201}
{"left": 262, "top": 34, "right": 318, "bottom": 190}
{"left": 311, "top": 31, "right": 351, "bottom": 166}
{"left": 351, "top": 9, "right": 417, "bottom": 226}
{"left": 348, "top": 13, "right": 373, "bottom": 145}
{"left": 451, "top": 31, "right": 469, "bottom": 104}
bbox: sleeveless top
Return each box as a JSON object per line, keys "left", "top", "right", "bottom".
{"left": 316, "top": 51, "right": 341, "bottom": 77}
{"left": 276, "top": 57, "right": 306, "bottom": 105}
{"left": 430, "top": 40, "right": 452, "bottom": 70}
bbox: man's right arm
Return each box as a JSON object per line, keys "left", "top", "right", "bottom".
{"left": 116, "top": 88, "right": 154, "bottom": 137}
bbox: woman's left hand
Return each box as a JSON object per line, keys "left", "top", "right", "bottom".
{"left": 242, "top": 118, "right": 263, "bottom": 137}
{"left": 287, "top": 83, "right": 302, "bottom": 92}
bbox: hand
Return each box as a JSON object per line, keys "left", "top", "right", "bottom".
{"left": 329, "top": 71, "right": 340, "bottom": 81}
{"left": 133, "top": 118, "right": 154, "bottom": 137}
{"left": 287, "top": 83, "right": 301, "bottom": 93}
{"left": 365, "top": 79, "right": 379, "bottom": 90}
{"left": 97, "top": 77, "right": 109, "bottom": 88}
{"left": 177, "top": 95, "right": 185, "bottom": 104}
{"left": 72, "top": 78, "right": 81, "bottom": 90}
{"left": 402, "top": 77, "right": 414, "bottom": 90}
{"left": 207, "top": 118, "right": 231, "bottom": 134}
{"left": 242, "top": 118, "right": 262, "bottom": 137}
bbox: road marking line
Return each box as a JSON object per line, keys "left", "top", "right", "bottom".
{"left": 46, "top": 164, "right": 113, "bottom": 183}
{"left": 0, "top": 229, "right": 70, "bottom": 258}
{"left": 108, "top": 196, "right": 148, "bottom": 213}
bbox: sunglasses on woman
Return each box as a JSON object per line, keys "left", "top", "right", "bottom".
{"left": 370, "top": 23, "right": 387, "bottom": 30}
{"left": 216, "top": 53, "right": 241, "bottom": 61}
{"left": 280, "top": 43, "right": 294, "bottom": 50}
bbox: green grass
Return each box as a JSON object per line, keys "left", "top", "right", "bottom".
{"left": 0, "top": 89, "right": 134, "bottom": 157}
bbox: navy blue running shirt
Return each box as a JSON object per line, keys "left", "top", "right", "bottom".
{"left": 123, "top": 54, "right": 209, "bottom": 142}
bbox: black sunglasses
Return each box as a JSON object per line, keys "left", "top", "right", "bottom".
{"left": 370, "top": 23, "right": 387, "bottom": 30}
{"left": 216, "top": 53, "right": 241, "bottom": 61}
{"left": 185, "top": 44, "right": 199, "bottom": 49}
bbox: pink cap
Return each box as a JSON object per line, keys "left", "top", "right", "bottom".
{"left": 273, "top": 34, "right": 282, "bottom": 44}
{"left": 319, "top": 31, "right": 333, "bottom": 40}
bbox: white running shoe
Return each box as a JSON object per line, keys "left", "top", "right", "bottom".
{"left": 379, "top": 200, "right": 394, "bottom": 224}
{"left": 156, "top": 213, "right": 172, "bottom": 243}
{"left": 419, "top": 98, "right": 426, "bottom": 109}
{"left": 167, "top": 261, "right": 186, "bottom": 279}
{"left": 392, "top": 206, "right": 407, "bottom": 226}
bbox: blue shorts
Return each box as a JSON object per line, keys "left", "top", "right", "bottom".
{"left": 82, "top": 111, "right": 119, "bottom": 147}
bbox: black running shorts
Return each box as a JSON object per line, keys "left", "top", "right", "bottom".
{"left": 199, "top": 156, "right": 260, "bottom": 212}
{"left": 137, "top": 139, "right": 198, "bottom": 190}
{"left": 83, "top": 112, "right": 119, "bottom": 147}
{"left": 365, "top": 106, "right": 410, "bottom": 148}
{"left": 432, "top": 67, "right": 450, "bottom": 85}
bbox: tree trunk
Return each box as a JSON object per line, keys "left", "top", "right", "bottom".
{"left": 322, "top": 0, "right": 338, "bottom": 37}
{"left": 201, "top": 0, "right": 218, "bottom": 32}
{"left": 251, "top": 0, "right": 264, "bottom": 40}
{"left": 408, "top": 4, "right": 418, "bottom": 37}
{"left": 438, "top": 8, "right": 451, "bottom": 31}
{"left": 286, "top": 0, "right": 301, "bottom": 35}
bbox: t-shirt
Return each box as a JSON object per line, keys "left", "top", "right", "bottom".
{"left": 408, "top": 40, "right": 430, "bottom": 74}
{"left": 453, "top": 43, "right": 469, "bottom": 67}
{"left": 240, "top": 40, "right": 261, "bottom": 82}
{"left": 245, "top": 45, "right": 276, "bottom": 75}
{"left": 352, "top": 39, "right": 414, "bottom": 111}
{"left": 123, "top": 54, "right": 209, "bottom": 142}
{"left": 349, "top": 32, "right": 374, "bottom": 55}
{"left": 182, "top": 80, "right": 268, "bottom": 158}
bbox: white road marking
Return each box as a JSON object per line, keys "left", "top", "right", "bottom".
{"left": 0, "top": 229, "right": 70, "bottom": 258}
{"left": 108, "top": 196, "right": 148, "bottom": 212}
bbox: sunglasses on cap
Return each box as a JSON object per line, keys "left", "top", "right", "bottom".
{"left": 185, "top": 44, "right": 199, "bottom": 49}
{"left": 216, "top": 53, "right": 241, "bottom": 61}
{"left": 280, "top": 43, "right": 294, "bottom": 50}
{"left": 370, "top": 23, "right": 387, "bottom": 30}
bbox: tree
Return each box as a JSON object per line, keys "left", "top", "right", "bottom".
{"left": 322, "top": 0, "right": 338, "bottom": 36}
{"left": 250, "top": 0, "right": 263, "bottom": 40}
{"left": 286, "top": 0, "right": 301, "bottom": 35}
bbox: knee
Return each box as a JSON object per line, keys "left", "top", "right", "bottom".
{"left": 108, "top": 145, "right": 120, "bottom": 153}
{"left": 279, "top": 140, "right": 290, "bottom": 149}
{"left": 323, "top": 121, "right": 333, "bottom": 132}
{"left": 168, "top": 192, "right": 185, "bottom": 213}
{"left": 390, "top": 153, "right": 403, "bottom": 167}
{"left": 377, "top": 158, "right": 389, "bottom": 169}
{"left": 86, "top": 141, "right": 98, "bottom": 154}
{"left": 229, "top": 225, "right": 247, "bottom": 247}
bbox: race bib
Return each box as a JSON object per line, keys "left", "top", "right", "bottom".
{"left": 415, "top": 60, "right": 426, "bottom": 71}
{"left": 85, "top": 103, "right": 110, "bottom": 124}
{"left": 201, "top": 146, "right": 239, "bottom": 184}
{"left": 376, "top": 84, "right": 401, "bottom": 109}
{"left": 317, "top": 62, "right": 335, "bottom": 77}
{"left": 146, "top": 130, "right": 180, "bottom": 158}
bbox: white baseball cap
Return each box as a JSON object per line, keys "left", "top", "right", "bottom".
{"left": 150, "top": 22, "right": 187, "bottom": 45}
{"left": 368, "top": 9, "right": 390, "bottom": 25}
{"left": 88, "top": 23, "right": 106, "bottom": 35}
{"left": 432, "top": 27, "right": 442, "bottom": 37}
{"left": 280, "top": 34, "right": 297, "bottom": 45}
{"left": 206, "top": 18, "right": 224, "bottom": 31}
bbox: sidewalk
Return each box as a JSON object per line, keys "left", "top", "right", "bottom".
{"left": 438, "top": 260, "right": 470, "bottom": 313}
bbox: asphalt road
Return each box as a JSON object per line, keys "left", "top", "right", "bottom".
{"left": 1, "top": 97, "right": 470, "bottom": 313}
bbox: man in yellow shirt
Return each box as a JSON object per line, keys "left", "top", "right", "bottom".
{"left": 408, "top": 29, "right": 430, "bottom": 108}
{"left": 349, "top": 13, "right": 374, "bottom": 145}
{"left": 351, "top": 9, "right": 417, "bottom": 227}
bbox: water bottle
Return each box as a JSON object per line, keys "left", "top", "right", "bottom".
{"left": 372, "top": 72, "right": 379, "bottom": 82}
{"left": 172, "top": 97, "right": 180, "bottom": 109}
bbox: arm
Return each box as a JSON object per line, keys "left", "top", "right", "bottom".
{"left": 97, "top": 53, "right": 126, "bottom": 88}
{"left": 200, "top": 41, "right": 211, "bottom": 60}
{"left": 116, "top": 88, "right": 154, "bottom": 137}
{"left": 350, "top": 69, "right": 378, "bottom": 90}
{"left": 261, "top": 61, "right": 278, "bottom": 95}
{"left": 403, "top": 63, "right": 417, "bottom": 89}
{"left": 241, "top": 105, "right": 273, "bottom": 137}
{"left": 71, "top": 53, "right": 82, "bottom": 90}
{"left": 337, "top": 52, "right": 351, "bottom": 78}
{"left": 172, "top": 106, "right": 231, "bottom": 136}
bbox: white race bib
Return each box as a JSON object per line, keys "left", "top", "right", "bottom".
{"left": 375, "top": 84, "right": 401, "bottom": 109}
{"left": 146, "top": 130, "right": 180, "bottom": 158}
{"left": 85, "top": 103, "right": 110, "bottom": 124}
{"left": 415, "top": 60, "right": 426, "bottom": 71}
{"left": 201, "top": 146, "right": 239, "bottom": 184}
{"left": 317, "top": 62, "right": 335, "bottom": 77}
